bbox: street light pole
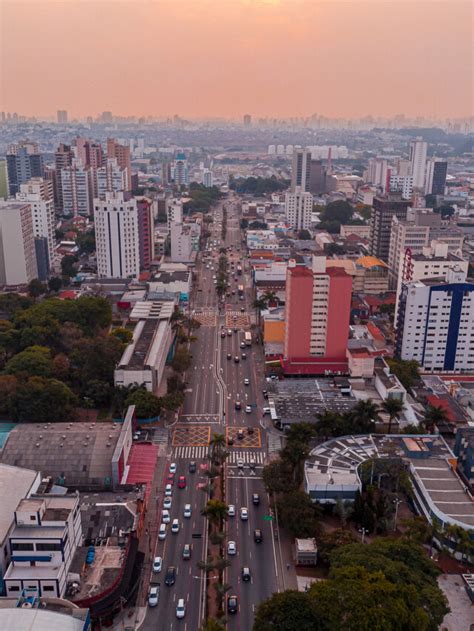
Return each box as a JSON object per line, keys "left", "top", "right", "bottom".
{"left": 359, "top": 527, "right": 368, "bottom": 543}
{"left": 393, "top": 497, "right": 402, "bottom": 532}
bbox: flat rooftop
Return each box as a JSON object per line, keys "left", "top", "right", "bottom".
{"left": 0, "top": 464, "right": 38, "bottom": 545}
{"left": 0, "top": 422, "right": 123, "bottom": 488}
{"left": 0, "top": 605, "right": 89, "bottom": 631}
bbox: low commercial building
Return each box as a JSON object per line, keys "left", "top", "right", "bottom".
{"left": 294, "top": 538, "right": 318, "bottom": 566}
{"left": 0, "top": 597, "right": 90, "bottom": 631}
{"left": 148, "top": 270, "right": 192, "bottom": 301}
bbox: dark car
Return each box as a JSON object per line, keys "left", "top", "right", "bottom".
{"left": 247, "top": 426, "right": 254, "bottom": 435}
{"left": 254, "top": 529, "right": 263, "bottom": 543}
{"left": 235, "top": 401, "right": 241, "bottom": 410}
{"left": 241, "top": 567, "right": 251, "bottom": 582}
{"left": 165, "top": 566, "right": 176, "bottom": 586}
{"left": 234, "top": 356, "right": 240, "bottom": 363}
{"left": 227, "top": 353, "right": 232, "bottom": 360}
{"left": 262, "top": 390, "right": 269, "bottom": 399}
{"left": 189, "top": 461, "right": 197, "bottom": 473}
{"left": 252, "top": 493, "right": 260, "bottom": 505}
{"left": 227, "top": 594, "right": 238, "bottom": 614}
{"left": 241, "top": 352, "right": 247, "bottom": 359}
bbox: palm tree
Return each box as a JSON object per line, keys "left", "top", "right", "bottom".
{"left": 201, "top": 499, "right": 228, "bottom": 527}
{"left": 423, "top": 404, "right": 449, "bottom": 433}
{"left": 197, "top": 555, "right": 216, "bottom": 574}
{"left": 263, "top": 290, "right": 278, "bottom": 307}
{"left": 252, "top": 297, "right": 268, "bottom": 325}
{"left": 200, "top": 618, "right": 226, "bottom": 631}
{"left": 348, "top": 399, "right": 380, "bottom": 433}
{"left": 213, "top": 557, "right": 231, "bottom": 571}
{"left": 315, "top": 410, "right": 344, "bottom": 440}
{"left": 210, "top": 433, "right": 227, "bottom": 465}
{"left": 380, "top": 398, "right": 404, "bottom": 434}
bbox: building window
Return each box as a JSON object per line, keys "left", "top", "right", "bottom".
{"left": 11, "top": 543, "right": 34, "bottom": 551}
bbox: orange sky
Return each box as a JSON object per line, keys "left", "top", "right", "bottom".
{"left": 0, "top": 0, "right": 472, "bottom": 119}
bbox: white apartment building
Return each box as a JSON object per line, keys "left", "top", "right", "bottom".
{"left": 285, "top": 189, "right": 313, "bottom": 230}
{"left": 96, "top": 158, "right": 128, "bottom": 199}
{"left": 94, "top": 191, "right": 140, "bottom": 278}
{"left": 397, "top": 268, "right": 474, "bottom": 372}
{"left": 394, "top": 241, "right": 469, "bottom": 328}
{"left": 202, "top": 169, "right": 213, "bottom": 187}
{"left": 16, "top": 179, "right": 55, "bottom": 270}
{"left": 3, "top": 493, "right": 82, "bottom": 598}
{"left": 389, "top": 174, "right": 413, "bottom": 199}
{"left": 0, "top": 201, "right": 38, "bottom": 285}
{"left": 167, "top": 199, "right": 183, "bottom": 230}
{"left": 365, "top": 158, "right": 388, "bottom": 189}
{"left": 170, "top": 221, "right": 193, "bottom": 262}
{"left": 409, "top": 138, "right": 428, "bottom": 189}
{"left": 61, "top": 162, "right": 93, "bottom": 216}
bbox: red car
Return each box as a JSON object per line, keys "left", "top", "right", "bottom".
{"left": 167, "top": 474, "right": 175, "bottom": 485}
{"left": 178, "top": 476, "right": 186, "bottom": 489}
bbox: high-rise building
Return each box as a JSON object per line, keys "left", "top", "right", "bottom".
{"left": 94, "top": 192, "right": 140, "bottom": 278}
{"left": 6, "top": 142, "right": 44, "bottom": 195}
{"left": 137, "top": 198, "right": 154, "bottom": 269}
{"left": 57, "top": 110, "right": 68, "bottom": 124}
{"left": 96, "top": 158, "right": 128, "bottom": 198}
{"left": 409, "top": 138, "right": 428, "bottom": 189}
{"left": 203, "top": 169, "right": 213, "bottom": 188}
{"left": 0, "top": 160, "right": 9, "bottom": 199}
{"left": 389, "top": 174, "right": 413, "bottom": 199}
{"left": 54, "top": 143, "right": 74, "bottom": 211}
{"left": 365, "top": 157, "right": 389, "bottom": 189}
{"left": 107, "top": 138, "right": 131, "bottom": 190}
{"left": 170, "top": 221, "right": 193, "bottom": 262}
{"left": 285, "top": 190, "right": 313, "bottom": 230}
{"left": 61, "top": 162, "right": 93, "bottom": 216}
{"left": 16, "top": 178, "right": 55, "bottom": 273}
{"left": 0, "top": 201, "right": 38, "bottom": 286}
{"left": 425, "top": 158, "right": 448, "bottom": 196}
{"left": 369, "top": 193, "right": 410, "bottom": 262}
{"left": 243, "top": 114, "right": 252, "bottom": 126}
{"left": 167, "top": 199, "right": 183, "bottom": 230}
{"left": 396, "top": 267, "right": 474, "bottom": 372}
{"left": 308, "top": 160, "right": 327, "bottom": 195}
{"left": 291, "top": 149, "right": 312, "bottom": 192}
{"left": 172, "top": 152, "right": 189, "bottom": 187}
{"left": 284, "top": 257, "right": 352, "bottom": 371}
{"left": 76, "top": 138, "right": 104, "bottom": 170}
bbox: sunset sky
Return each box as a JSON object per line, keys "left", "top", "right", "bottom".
{"left": 0, "top": 0, "right": 472, "bottom": 119}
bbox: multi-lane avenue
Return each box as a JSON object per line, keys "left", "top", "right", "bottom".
{"left": 142, "top": 193, "right": 282, "bottom": 630}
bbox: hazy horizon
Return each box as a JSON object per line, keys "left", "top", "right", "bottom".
{"left": 1, "top": 0, "right": 472, "bottom": 120}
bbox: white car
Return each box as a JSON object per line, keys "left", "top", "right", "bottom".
{"left": 240, "top": 507, "right": 248, "bottom": 521}
{"left": 237, "top": 459, "right": 244, "bottom": 469}
{"left": 176, "top": 598, "right": 186, "bottom": 619}
{"left": 245, "top": 405, "right": 252, "bottom": 413}
{"left": 228, "top": 504, "right": 236, "bottom": 517}
{"left": 165, "top": 484, "right": 172, "bottom": 496}
{"left": 162, "top": 509, "right": 171, "bottom": 524}
{"left": 158, "top": 523, "right": 167, "bottom": 540}
{"left": 171, "top": 519, "right": 180, "bottom": 534}
{"left": 148, "top": 585, "right": 159, "bottom": 607}
{"left": 153, "top": 556, "right": 162, "bottom": 573}
{"left": 183, "top": 504, "right": 192, "bottom": 518}
{"left": 263, "top": 407, "right": 271, "bottom": 415}
{"left": 163, "top": 497, "right": 172, "bottom": 510}
{"left": 169, "top": 463, "right": 177, "bottom": 474}
{"left": 244, "top": 378, "right": 250, "bottom": 386}
{"left": 227, "top": 540, "right": 237, "bottom": 555}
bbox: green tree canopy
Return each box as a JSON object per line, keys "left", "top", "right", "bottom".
{"left": 5, "top": 345, "right": 53, "bottom": 378}
{"left": 28, "top": 279, "right": 47, "bottom": 298}
{"left": 10, "top": 376, "right": 77, "bottom": 422}
{"left": 125, "top": 388, "right": 161, "bottom": 419}
{"left": 386, "top": 358, "right": 420, "bottom": 390}
{"left": 277, "top": 491, "right": 321, "bottom": 538}
{"left": 253, "top": 590, "right": 323, "bottom": 631}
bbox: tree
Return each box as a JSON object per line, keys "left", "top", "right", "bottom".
{"left": 298, "top": 229, "right": 312, "bottom": 240}
{"left": 386, "top": 358, "right": 420, "bottom": 390}
{"left": 111, "top": 327, "right": 133, "bottom": 345}
{"left": 277, "top": 491, "right": 321, "bottom": 538}
{"left": 209, "top": 433, "right": 227, "bottom": 466}
{"left": 321, "top": 200, "right": 354, "bottom": 224}
{"left": 5, "top": 345, "right": 53, "bottom": 378}
{"left": 61, "top": 254, "right": 78, "bottom": 278}
{"left": 280, "top": 439, "right": 311, "bottom": 484}
{"left": 171, "top": 347, "right": 192, "bottom": 373}
{"left": 423, "top": 404, "right": 450, "bottom": 433}
{"left": 125, "top": 388, "right": 161, "bottom": 419}
{"left": 262, "top": 459, "right": 297, "bottom": 495}
{"left": 201, "top": 500, "right": 228, "bottom": 527}
{"left": 314, "top": 410, "right": 345, "bottom": 440}
{"left": 0, "top": 375, "right": 18, "bottom": 415}
{"left": 10, "top": 376, "right": 77, "bottom": 422}
{"left": 76, "top": 230, "right": 96, "bottom": 254}
{"left": 253, "top": 590, "right": 323, "bottom": 631}
{"left": 28, "top": 279, "right": 47, "bottom": 299}
{"left": 199, "top": 617, "right": 225, "bottom": 631}
{"left": 347, "top": 399, "right": 380, "bottom": 433}
{"left": 48, "top": 277, "right": 63, "bottom": 293}
{"left": 262, "top": 290, "right": 278, "bottom": 307}
{"left": 380, "top": 398, "right": 404, "bottom": 433}
{"left": 83, "top": 379, "right": 112, "bottom": 407}
{"left": 317, "top": 528, "right": 357, "bottom": 564}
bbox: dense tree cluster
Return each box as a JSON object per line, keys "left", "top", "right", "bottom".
{"left": 183, "top": 183, "right": 222, "bottom": 214}
{"left": 229, "top": 175, "right": 289, "bottom": 195}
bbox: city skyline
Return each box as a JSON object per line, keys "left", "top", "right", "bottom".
{"left": 1, "top": 0, "right": 472, "bottom": 120}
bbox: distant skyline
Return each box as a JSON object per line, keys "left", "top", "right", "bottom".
{"left": 1, "top": 0, "right": 472, "bottom": 120}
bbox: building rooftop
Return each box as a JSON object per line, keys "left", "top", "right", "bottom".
{"left": 356, "top": 256, "right": 388, "bottom": 269}
{"left": 118, "top": 318, "right": 170, "bottom": 371}
{"left": 153, "top": 270, "right": 190, "bottom": 283}
{"left": 0, "top": 464, "right": 39, "bottom": 545}
{"left": 0, "top": 602, "right": 90, "bottom": 631}
{"left": 0, "top": 422, "right": 123, "bottom": 489}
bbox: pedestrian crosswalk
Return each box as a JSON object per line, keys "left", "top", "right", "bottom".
{"left": 152, "top": 428, "right": 169, "bottom": 446}
{"left": 172, "top": 445, "right": 266, "bottom": 466}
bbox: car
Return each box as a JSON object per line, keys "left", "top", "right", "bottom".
{"left": 165, "top": 484, "right": 172, "bottom": 496}
{"left": 234, "top": 356, "right": 240, "bottom": 363}
{"left": 244, "top": 378, "right": 250, "bottom": 385}
{"left": 169, "top": 463, "right": 177, "bottom": 474}
{"left": 183, "top": 504, "right": 192, "bottom": 518}
{"left": 227, "top": 541, "right": 236, "bottom": 555}
{"left": 227, "top": 436, "right": 234, "bottom": 446}
{"left": 162, "top": 509, "right": 171, "bottom": 523}
{"left": 133, "top": 432, "right": 141, "bottom": 441}
{"left": 167, "top": 474, "right": 175, "bottom": 485}
{"left": 182, "top": 543, "right": 192, "bottom": 560}
{"left": 227, "top": 353, "right": 232, "bottom": 360}
{"left": 241, "top": 353, "right": 247, "bottom": 359}
{"left": 171, "top": 519, "right": 180, "bottom": 534}
{"left": 232, "top": 290, "right": 236, "bottom": 295}
{"left": 252, "top": 493, "right": 260, "bottom": 505}
{"left": 178, "top": 475, "right": 186, "bottom": 489}
{"left": 148, "top": 584, "right": 160, "bottom": 607}
{"left": 176, "top": 598, "right": 186, "bottom": 619}
{"left": 165, "top": 566, "right": 176, "bottom": 586}
{"left": 227, "top": 329, "right": 232, "bottom": 336}
{"left": 249, "top": 459, "right": 256, "bottom": 470}
{"left": 254, "top": 528, "right": 263, "bottom": 543}
{"left": 237, "top": 459, "right": 244, "bottom": 469}
{"left": 158, "top": 523, "right": 167, "bottom": 540}
{"left": 241, "top": 567, "right": 251, "bottom": 582}
{"left": 228, "top": 504, "right": 236, "bottom": 517}
{"left": 240, "top": 306, "right": 245, "bottom": 312}
{"left": 227, "top": 594, "right": 238, "bottom": 614}
{"left": 233, "top": 327, "right": 238, "bottom": 333}
{"left": 189, "top": 461, "right": 197, "bottom": 473}
{"left": 221, "top": 330, "right": 226, "bottom": 338}
{"left": 245, "top": 405, "right": 252, "bottom": 413}
{"left": 163, "top": 497, "right": 172, "bottom": 509}
{"left": 262, "top": 390, "right": 269, "bottom": 399}
{"left": 234, "top": 401, "right": 241, "bottom": 410}
{"left": 263, "top": 407, "right": 271, "bottom": 415}
{"left": 247, "top": 426, "right": 254, "bottom": 435}
{"left": 237, "top": 429, "right": 244, "bottom": 439}
{"left": 240, "top": 507, "right": 248, "bottom": 521}
{"left": 153, "top": 556, "right": 162, "bottom": 573}
{"left": 213, "top": 279, "right": 217, "bottom": 284}
{"left": 240, "top": 341, "right": 246, "bottom": 349}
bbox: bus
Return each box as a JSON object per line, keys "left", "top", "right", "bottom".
{"left": 244, "top": 331, "right": 252, "bottom": 346}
